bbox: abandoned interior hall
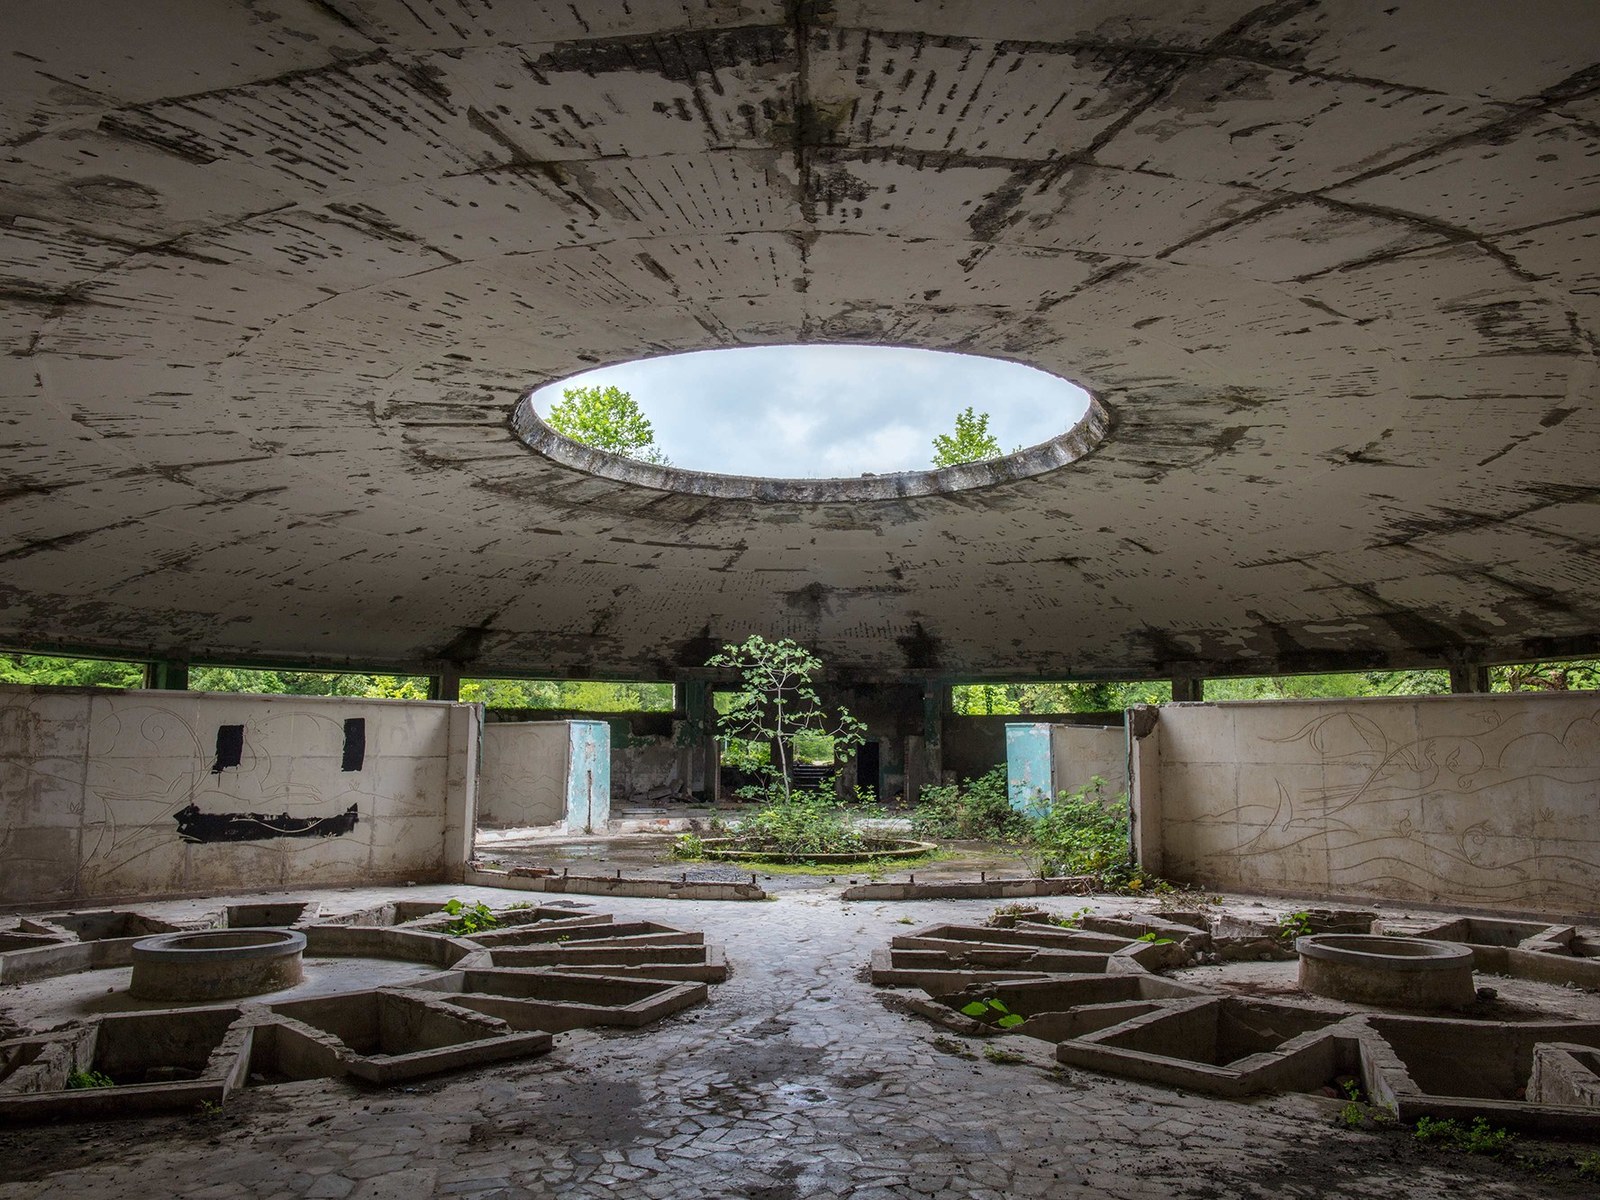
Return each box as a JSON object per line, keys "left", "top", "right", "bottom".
{"left": 6, "top": 1, "right": 1600, "bottom": 1197}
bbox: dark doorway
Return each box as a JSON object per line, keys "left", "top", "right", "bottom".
{"left": 856, "top": 740, "right": 881, "bottom": 800}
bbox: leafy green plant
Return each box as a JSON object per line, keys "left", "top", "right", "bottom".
{"left": 911, "top": 767, "right": 1030, "bottom": 842}
{"left": 959, "top": 998, "right": 1025, "bottom": 1029}
{"left": 442, "top": 898, "right": 499, "bottom": 937}
{"left": 1136, "top": 932, "right": 1175, "bottom": 945}
{"left": 1576, "top": 1150, "right": 1600, "bottom": 1178}
{"left": 1026, "top": 778, "right": 1135, "bottom": 887}
{"left": 65, "top": 1069, "right": 115, "bottom": 1090}
{"left": 671, "top": 832, "right": 706, "bottom": 860}
{"left": 732, "top": 793, "right": 868, "bottom": 857}
{"left": 1413, "top": 1116, "right": 1516, "bottom": 1155}
{"left": 1278, "top": 911, "right": 1313, "bottom": 942}
{"left": 1338, "top": 1101, "right": 1363, "bottom": 1128}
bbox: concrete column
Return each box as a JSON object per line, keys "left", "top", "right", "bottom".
{"left": 145, "top": 660, "right": 189, "bottom": 690}
{"left": 1171, "top": 676, "right": 1203, "bottom": 703}
{"left": 428, "top": 666, "right": 462, "bottom": 702}
{"left": 1448, "top": 664, "right": 1491, "bottom": 693}
{"left": 921, "top": 682, "right": 943, "bottom": 793}
{"left": 1126, "top": 705, "right": 1163, "bottom": 876}
{"left": 699, "top": 682, "right": 720, "bottom": 803}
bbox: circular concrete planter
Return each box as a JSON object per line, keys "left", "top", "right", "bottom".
{"left": 129, "top": 929, "right": 307, "bottom": 1001}
{"left": 698, "top": 838, "right": 936, "bottom": 864}
{"left": 1296, "top": 934, "right": 1475, "bottom": 1009}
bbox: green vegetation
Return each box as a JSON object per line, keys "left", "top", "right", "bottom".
{"left": 952, "top": 662, "right": 1600, "bottom": 714}
{"left": 1412, "top": 1116, "right": 1516, "bottom": 1156}
{"left": 460, "top": 677, "right": 673, "bottom": 711}
{"left": 670, "top": 832, "right": 706, "bottom": 860}
{"left": 920, "top": 775, "right": 1136, "bottom": 887}
{"left": 733, "top": 793, "right": 869, "bottom": 857}
{"left": 707, "top": 635, "right": 865, "bottom": 804}
{"left": 544, "top": 384, "right": 669, "bottom": 464}
{"left": 1577, "top": 1150, "right": 1600, "bottom": 1179}
{"left": 1028, "top": 777, "right": 1135, "bottom": 887}
{"left": 959, "top": 997, "right": 1024, "bottom": 1029}
{"left": 441, "top": 898, "right": 499, "bottom": 937}
{"left": 0, "top": 654, "right": 143, "bottom": 689}
{"left": 1135, "top": 932, "right": 1174, "bottom": 945}
{"left": 931, "top": 406, "right": 1003, "bottom": 467}
{"left": 1277, "top": 911, "right": 1314, "bottom": 942}
{"left": 911, "top": 767, "right": 1030, "bottom": 842}
{"left": 982, "top": 1044, "right": 1027, "bottom": 1065}
{"left": 0, "top": 652, "right": 672, "bottom": 712}
{"left": 1338, "top": 1101, "right": 1363, "bottom": 1128}
{"left": 951, "top": 680, "right": 1171, "bottom": 715}
{"left": 66, "top": 1069, "right": 116, "bottom": 1089}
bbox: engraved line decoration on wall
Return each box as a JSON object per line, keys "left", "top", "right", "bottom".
{"left": 1170, "top": 702, "right": 1600, "bottom": 906}
{"left": 75, "top": 702, "right": 391, "bottom": 890}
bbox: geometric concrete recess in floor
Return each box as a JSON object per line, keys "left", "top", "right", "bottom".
{"left": 873, "top": 908, "right": 1600, "bottom": 1134}
{"left": 0, "top": 899, "right": 722, "bottom": 1123}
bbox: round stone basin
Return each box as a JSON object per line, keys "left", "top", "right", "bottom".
{"left": 129, "top": 928, "right": 306, "bottom": 1002}
{"left": 1297, "top": 934, "right": 1475, "bottom": 1010}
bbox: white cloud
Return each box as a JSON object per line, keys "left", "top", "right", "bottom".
{"left": 528, "top": 346, "right": 1090, "bottom": 477}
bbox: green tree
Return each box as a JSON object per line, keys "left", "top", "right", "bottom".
{"left": 0, "top": 653, "right": 143, "bottom": 689}
{"left": 707, "top": 635, "right": 866, "bottom": 802}
{"left": 544, "top": 385, "right": 669, "bottom": 464}
{"left": 931, "top": 406, "right": 1003, "bottom": 467}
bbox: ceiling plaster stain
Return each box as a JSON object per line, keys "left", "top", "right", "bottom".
{"left": 0, "top": 1, "right": 1598, "bottom": 681}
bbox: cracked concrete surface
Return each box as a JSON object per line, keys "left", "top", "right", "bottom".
{"left": 2, "top": 2, "right": 1599, "bottom": 680}
{"left": 3, "top": 884, "right": 1597, "bottom": 1199}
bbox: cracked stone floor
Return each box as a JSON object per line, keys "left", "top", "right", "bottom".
{"left": 3, "top": 883, "right": 1597, "bottom": 1199}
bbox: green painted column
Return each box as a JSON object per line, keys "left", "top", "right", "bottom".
{"left": 145, "top": 660, "right": 189, "bottom": 690}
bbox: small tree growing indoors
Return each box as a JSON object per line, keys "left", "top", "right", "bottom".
{"left": 706, "top": 635, "right": 866, "bottom": 803}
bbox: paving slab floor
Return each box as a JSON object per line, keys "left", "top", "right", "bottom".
{"left": 2, "top": 883, "right": 1597, "bottom": 1199}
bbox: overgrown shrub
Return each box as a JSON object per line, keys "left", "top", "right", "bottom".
{"left": 1027, "top": 777, "right": 1135, "bottom": 886}
{"left": 735, "top": 794, "right": 867, "bottom": 857}
{"left": 911, "top": 767, "right": 1030, "bottom": 842}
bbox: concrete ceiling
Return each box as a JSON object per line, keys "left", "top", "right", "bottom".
{"left": 3, "top": 0, "right": 1600, "bottom": 683}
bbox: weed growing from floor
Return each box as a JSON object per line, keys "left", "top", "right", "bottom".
{"left": 911, "top": 767, "right": 1030, "bottom": 842}
{"left": 1576, "top": 1150, "right": 1600, "bottom": 1178}
{"left": 442, "top": 898, "right": 498, "bottom": 937}
{"left": 1413, "top": 1116, "right": 1516, "bottom": 1156}
{"left": 65, "top": 1069, "right": 114, "bottom": 1089}
{"left": 1276, "top": 910, "right": 1313, "bottom": 942}
{"left": 959, "top": 998, "right": 1024, "bottom": 1029}
{"left": 1026, "top": 777, "right": 1137, "bottom": 888}
{"left": 982, "top": 1045, "right": 1026, "bottom": 1065}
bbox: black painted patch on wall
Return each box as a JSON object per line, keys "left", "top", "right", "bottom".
{"left": 174, "top": 803, "right": 359, "bottom": 844}
{"left": 342, "top": 718, "right": 366, "bottom": 772}
{"left": 212, "top": 724, "right": 244, "bottom": 774}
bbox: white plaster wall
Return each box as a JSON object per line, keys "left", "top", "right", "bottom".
{"left": 478, "top": 723, "right": 568, "bottom": 827}
{"left": 1153, "top": 693, "right": 1600, "bottom": 914}
{"left": 0, "top": 685, "right": 478, "bottom": 906}
{"left": 1049, "top": 725, "right": 1128, "bottom": 800}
